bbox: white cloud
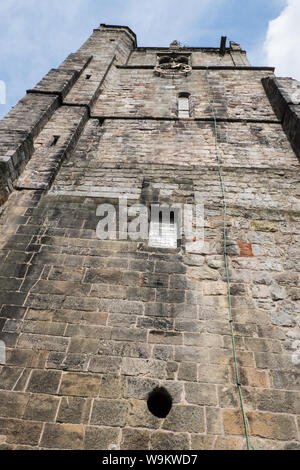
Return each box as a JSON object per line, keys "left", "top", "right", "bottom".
{"left": 0, "top": 0, "right": 225, "bottom": 118}
{"left": 116, "top": 0, "right": 225, "bottom": 46}
{"left": 264, "top": 0, "right": 300, "bottom": 80}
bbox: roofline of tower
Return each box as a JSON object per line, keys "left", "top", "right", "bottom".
{"left": 95, "top": 25, "right": 248, "bottom": 54}
{"left": 135, "top": 47, "right": 247, "bottom": 53}
{"left": 95, "top": 24, "right": 137, "bottom": 47}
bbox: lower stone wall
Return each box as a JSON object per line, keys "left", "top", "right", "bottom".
{"left": 0, "top": 165, "right": 299, "bottom": 449}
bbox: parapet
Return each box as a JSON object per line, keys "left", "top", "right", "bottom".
{"left": 263, "top": 76, "right": 300, "bottom": 160}
{"left": 96, "top": 24, "right": 137, "bottom": 47}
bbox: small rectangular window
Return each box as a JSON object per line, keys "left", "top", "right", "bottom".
{"left": 178, "top": 95, "right": 190, "bottom": 118}
{"left": 149, "top": 206, "right": 180, "bottom": 249}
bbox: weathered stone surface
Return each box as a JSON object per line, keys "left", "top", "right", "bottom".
{"left": 206, "top": 407, "right": 223, "bottom": 435}
{"left": 247, "top": 412, "right": 298, "bottom": 440}
{"left": 121, "top": 357, "right": 166, "bottom": 378}
{"left": 185, "top": 383, "right": 218, "bottom": 406}
{"left": 121, "top": 428, "right": 151, "bottom": 450}
{"left": 23, "top": 394, "right": 60, "bottom": 422}
{"left": 239, "top": 367, "right": 269, "bottom": 388}
{"left": 26, "top": 370, "right": 62, "bottom": 394}
{"left": 90, "top": 399, "right": 128, "bottom": 426}
{"left": 57, "top": 397, "right": 91, "bottom": 424}
{"left": 270, "top": 370, "right": 300, "bottom": 391}
{"left": 254, "top": 389, "right": 300, "bottom": 414}
{"left": 0, "top": 23, "right": 299, "bottom": 451}
{"left": 214, "top": 436, "right": 247, "bottom": 450}
{"left": 150, "top": 431, "right": 190, "bottom": 450}
{"left": 17, "top": 333, "right": 69, "bottom": 352}
{"left": 88, "top": 356, "right": 121, "bottom": 374}
{"left": 41, "top": 423, "right": 85, "bottom": 449}
{"left": 84, "top": 426, "right": 120, "bottom": 450}
{"left": 178, "top": 362, "right": 198, "bottom": 381}
{"left": 28, "top": 68, "right": 82, "bottom": 99}
{"left": 222, "top": 409, "right": 244, "bottom": 435}
{"left": 162, "top": 405, "right": 205, "bottom": 433}
{"left": 124, "top": 377, "right": 158, "bottom": 400}
{"left": 127, "top": 399, "right": 161, "bottom": 429}
{"left": 0, "top": 418, "right": 43, "bottom": 445}
{"left": 0, "top": 366, "right": 25, "bottom": 390}
{"left": 0, "top": 392, "right": 29, "bottom": 419}
{"left": 0, "top": 94, "right": 60, "bottom": 198}
{"left": 98, "top": 375, "right": 124, "bottom": 399}
{"left": 271, "top": 311, "right": 293, "bottom": 327}
{"left": 191, "top": 435, "right": 215, "bottom": 450}
{"left": 59, "top": 372, "right": 101, "bottom": 397}
{"left": 263, "top": 76, "right": 300, "bottom": 158}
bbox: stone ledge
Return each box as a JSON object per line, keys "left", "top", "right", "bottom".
{"left": 262, "top": 76, "right": 300, "bottom": 160}
{"left": 63, "top": 55, "right": 116, "bottom": 110}
{"left": 0, "top": 130, "right": 34, "bottom": 197}
{"left": 16, "top": 106, "right": 88, "bottom": 191}
{"left": 58, "top": 53, "right": 93, "bottom": 73}
{"left": 0, "top": 55, "right": 93, "bottom": 204}
{"left": 90, "top": 114, "right": 281, "bottom": 124}
{"left": 117, "top": 65, "right": 275, "bottom": 71}
{"left": 0, "top": 94, "right": 61, "bottom": 204}
{"left": 27, "top": 55, "right": 93, "bottom": 100}
{"left": 27, "top": 69, "right": 79, "bottom": 101}
{"left": 96, "top": 24, "right": 137, "bottom": 47}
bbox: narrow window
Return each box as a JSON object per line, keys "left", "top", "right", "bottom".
{"left": 178, "top": 93, "right": 190, "bottom": 118}
{"left": 159, "top": 211, "right": 163, "bottom": 236}
{"left": 85, "top": 74, "right": 92, "bottom": 80}
{"left": 50, "top": 135, "right": 60, "bottom": 147}
{"left": 170, "top": 211, "right": 175, "bottom": 225}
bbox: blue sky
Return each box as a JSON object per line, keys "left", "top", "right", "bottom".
{"left": 0, "top": 0, "right": 299, "bottom": 119}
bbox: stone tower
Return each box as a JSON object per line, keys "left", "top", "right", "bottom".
{"left": 0, "top": 24, "right": 299, "bottom": 451}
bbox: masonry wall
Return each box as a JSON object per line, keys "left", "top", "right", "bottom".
{"left": 0, "top": 25, "right": 299, "bottom": 450}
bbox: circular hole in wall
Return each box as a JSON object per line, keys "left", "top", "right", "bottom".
{"left": 147, "top": 387, "right": 173, "bottom": 418}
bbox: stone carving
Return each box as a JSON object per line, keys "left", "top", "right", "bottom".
{"left": 170, "top": 40, "right": 180, "bottom": 49}
{"left": 154, "top": 54, "right": 191, "bottom": 77}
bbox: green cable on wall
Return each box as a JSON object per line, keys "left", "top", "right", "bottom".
{"left": 205, "top": 68, "right": 252, "bottom": 451}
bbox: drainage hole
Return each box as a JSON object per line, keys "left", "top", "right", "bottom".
{"left": 147, "top": 387, "right": 172, "bottom": 418}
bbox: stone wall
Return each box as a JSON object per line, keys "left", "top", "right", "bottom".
{"left": 92, "top": 69, "right": 275, "bottom": 120}
{"left": 0, "top": 25, "right": 299, "bottom": 450}
{"left": 263, "top": 76, "right": 300, "bottom": 160}
{"left": 127, "top": 41, "right": 249, "bottom": 67}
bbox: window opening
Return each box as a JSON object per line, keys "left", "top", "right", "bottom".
{"left": 149, "top": 206, "right": 180, "bottom": 249}
{"left": 50, "top": 135, "right": 60, "bottom": 147}
{"left": 178, "top": 93, "right": 190, "bottom": 118}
